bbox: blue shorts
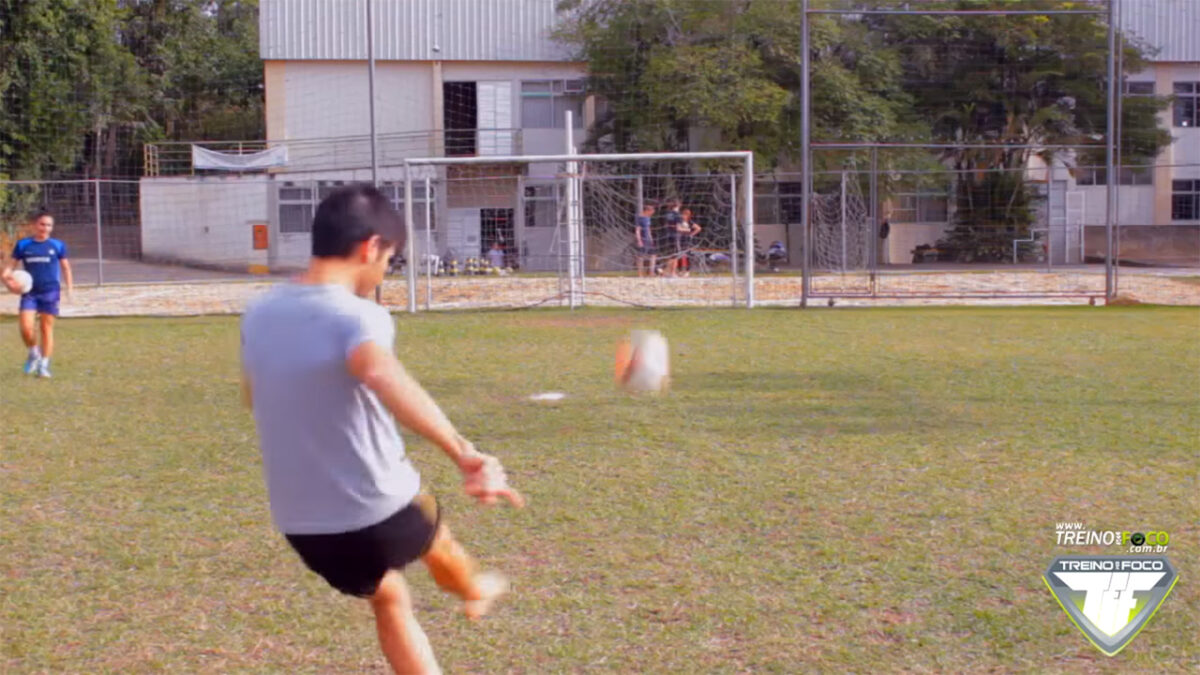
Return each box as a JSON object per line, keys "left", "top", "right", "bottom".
{"left": 19, "top": 288, "right": 60, "bottom": 316}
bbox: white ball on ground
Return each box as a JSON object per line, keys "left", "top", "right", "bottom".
{"left": 9, "top": 270, "right": 32, "bottom": 295}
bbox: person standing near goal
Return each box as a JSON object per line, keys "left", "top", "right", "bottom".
{"left": 662, "top": 198, "right": 686, "bottom": 277}
{"left": 240, "top": 185, "right": 523, "bottom": 674}
{"left": 634, "top": 202, "right": 657, "bottom": 277}
{"left": 2, "top": 210, "right": 73, "bottom": 378}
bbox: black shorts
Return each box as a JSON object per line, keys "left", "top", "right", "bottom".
{"left": 285, "top": 494, "right": 440, "bottom": 597}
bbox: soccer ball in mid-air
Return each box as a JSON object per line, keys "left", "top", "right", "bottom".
{"left": 614, "top": 329, "right": 670, "bottom": 393}
{"left": 8, "top": 270, "right": 32, "bottom": 295}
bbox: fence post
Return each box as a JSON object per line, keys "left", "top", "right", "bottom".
{"left": 94, "top": 179, "right": 104, "bottom": 286}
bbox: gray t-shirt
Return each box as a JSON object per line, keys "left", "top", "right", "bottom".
{"left": 241, "top": 283, "right": 420, "bottom": 534}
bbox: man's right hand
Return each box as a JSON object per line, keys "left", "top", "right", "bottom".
{"left": 456, "top": 443, "right": 525, "bottom": 508}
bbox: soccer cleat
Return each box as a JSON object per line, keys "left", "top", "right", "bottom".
{"left": 35, "top": 360, "right": 52, "bottom": 379}
{"left": 23, "top": 355, "right": 38, "bottom": 375}
{"left": 464, "top": 571, "right": 510, "bottom": 620}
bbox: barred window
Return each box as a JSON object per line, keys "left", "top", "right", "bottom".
{"left": 1174, "top": 82, "right": 1198, "bottom": 128}
{"left": 1172, "top": 180, "right": 1199, "bottom": 221}
{"left": 278, "top": 182, "right": 314, "bottom": 233}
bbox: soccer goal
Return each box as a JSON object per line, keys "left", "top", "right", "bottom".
{"left": 395, "top": 151, "right": 757, "bottom": 311}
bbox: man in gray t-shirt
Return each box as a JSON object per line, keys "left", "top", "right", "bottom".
{"left": 241, "top": 185, "right": 523, "bottom": 675}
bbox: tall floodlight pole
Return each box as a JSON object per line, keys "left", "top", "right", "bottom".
{"left": 800, "top": 0, "right": 812, "bottom": 307}
{"left": 1105, "top": 0, "right": 1117, "bottom": 300}
{"left": 366, "top": 0, "right": 386, "bottom": 304}
{"left": 1113, "top": 0, "right": 1124, "bottom": 295}
{"left": 367, "top": 0, "right": 380, "bottom": 187}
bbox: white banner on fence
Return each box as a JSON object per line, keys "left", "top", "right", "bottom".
{"left": 191, "top": 145, "right": 288, "bottom": 171}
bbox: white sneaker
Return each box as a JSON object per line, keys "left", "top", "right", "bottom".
{"left": 35, "top": 360, "right": 51, "bottom": 378}
{"left": 464, "top": 571, "right": 509, "bottom": 620}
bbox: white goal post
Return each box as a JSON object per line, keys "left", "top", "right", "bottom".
{"left": 399, "top": 150, "right": 756, "bottom": 312}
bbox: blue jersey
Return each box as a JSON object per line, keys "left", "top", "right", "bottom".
{"left": 636, "top": 215, "right": 653, "bottom": 242}
{"left": 12, "top": 237, "right": 68, "bottom": 292}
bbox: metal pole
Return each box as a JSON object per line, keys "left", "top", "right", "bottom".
{"left": 730, "top": 172, "right": 738, "bottom": 307}
{"left": 1105, "top": 0, "right": 1117, "bottom": 300}
{"left": 800, "top": 0, "right": 811, "bottom": 307}
{"left": 840, "top": 171, "right": 847, "bottom": 274}
{"left": 424, "top": 176, "right": 433, "bottom": 311}
{"left": 870, "top": 146, "right": 878, "bottom": 293}
{"left": 744, "top": 152, "right": 755, "bottom": 308}
{"left": 366, "top": 0, "right": 379, "bottom": 187}
{"left": 565, "top": 110, "right": 579, "bottom": 309}
{"left": 1113, "top": 0, "right": 1124, "bottom": 295}
{"left": 404, "top": 161, "right": 417, "bottom": 313}
{"left": 367, "top": 0, "right": 382, "bottom": 304}
{"left": 93, "top": 179, "right": 104, "bottom": 286}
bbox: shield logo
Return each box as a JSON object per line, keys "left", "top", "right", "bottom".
{"left": 1044, "top": 556, "right": 1177, "bottom": 656}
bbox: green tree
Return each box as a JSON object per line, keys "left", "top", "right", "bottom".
{"left": 866, "top": 1, "right": 1172, "bottom": 260}
{"left": 0, "top": 0, "right": 262, "bottom": 182}
{"left": 557, "top": 0, "right": 911, "bottom": 167}
{"left": 0, "top": 0, "right": 145, "bottom": 180}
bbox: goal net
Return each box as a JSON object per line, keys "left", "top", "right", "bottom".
{"left": 395, "top": 151, "right": 756, "bottom": 310}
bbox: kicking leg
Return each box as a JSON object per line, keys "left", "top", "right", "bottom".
{"left": 421, "top": 524, "right": 509, "bottom": 620}
{"left": 369, "top": 570, "right": 441, "bottom": 675}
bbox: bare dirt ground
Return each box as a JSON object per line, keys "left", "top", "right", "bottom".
{"left": 3, "top": 267, "right": 1196, "bottom": 318}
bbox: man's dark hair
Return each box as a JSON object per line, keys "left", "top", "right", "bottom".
{"left": 29, "top": 209, "right": 52, "bottom": 222}
{"left": 311, "top": 184, "right": 405, "bottom": 258}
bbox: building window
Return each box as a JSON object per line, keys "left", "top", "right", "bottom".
{"left": 893, "top": 193, "right": 949, "bottom": 223}
{"left": 380, "top": 182, "right": 436, "bottom": 230}
{"left": 1174, "top": 82, "right": 1198, "bottom": 128}
{"left": 278, "top": 182, "right": 315, "bottom": 233}
{"left": 278, "top": 182, "right": 435, "bottom": 234}
{"left": 524, "top": 184, "right": 560, "bottom": 228}
{"left": 1123, "top": 81, "right": 1154, "bottom": 96}
{"left": 1173, "top": 180, "right": 1199, "bottom": 221}
{"left": 1120, "top": 167, "right": 1153, "bottom": 186}
{"left": 1076, "top": 167, "right": 1105, "bottom": 186}
{"left": 521, "top": 80, "right": 585, "bottom": 129}
{"left": 1078, "top": 167, "right": 1154, "bottom": 186}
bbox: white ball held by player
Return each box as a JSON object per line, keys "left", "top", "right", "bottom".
{"left": 9, "top": 270, "right": 33, "bottom": 295}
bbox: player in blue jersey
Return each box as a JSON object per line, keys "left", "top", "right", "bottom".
{"left": 2, "top": 210, "right": 73, "bottom": 378}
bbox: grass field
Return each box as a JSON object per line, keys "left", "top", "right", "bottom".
{"left": 2, "top": 306, "right": 1198, "bottom": 673}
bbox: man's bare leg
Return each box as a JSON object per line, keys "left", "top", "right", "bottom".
{"left": 422, "top": 524, "right": 509, "bottom": 620}
{"left": 369, "top": 570, "right": 441, "bottom": 675}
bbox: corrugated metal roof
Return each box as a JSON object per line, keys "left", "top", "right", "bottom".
{"left": 260, "top": 0, "right": 574, "bottom": 62}
{"left": 1120, "top": 0, "right": 1200, "bottom": 62}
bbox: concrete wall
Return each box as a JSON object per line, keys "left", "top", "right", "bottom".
{"left": 886, "top": 223, "right": 948, "bottom": 264}
{"left": 1084, "top": 225, "right": 1200, "bottom": 266}
{"left": 140, "top": 177, "right": 271, "bottom": 269}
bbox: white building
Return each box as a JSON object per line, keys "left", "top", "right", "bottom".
{"left": 142, "top": 0, "right": 590, "bottom": 271}
{"left": 1074, "top": 0, "right": 1200, "bottom": 265}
